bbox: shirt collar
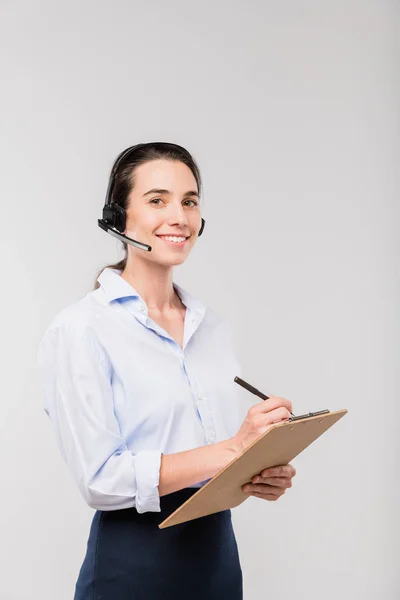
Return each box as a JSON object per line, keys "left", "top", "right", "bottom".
{"left": 97, "top": 267, "right": 140, "bottom": 303}
{"left": 97, "top": 267, "right": 206, "bottom": 317}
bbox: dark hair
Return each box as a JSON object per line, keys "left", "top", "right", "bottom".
{"left": 93, "top": 142, "right": 202, "bottom": 290}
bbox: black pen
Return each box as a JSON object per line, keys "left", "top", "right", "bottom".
{"left": 234, "top": 376, "right": 296, "bottom": 418}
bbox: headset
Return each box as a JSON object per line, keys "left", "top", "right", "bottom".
{"left": 98, "top": 143, "right": 205, "bottom": 252}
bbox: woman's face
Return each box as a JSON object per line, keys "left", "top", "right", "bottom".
{"left": 124, "top": 159, "right": 202, "bottom": 267}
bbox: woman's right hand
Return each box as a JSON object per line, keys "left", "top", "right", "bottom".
{"left": 231, "top": 395, "right": 293, "bottom": 454}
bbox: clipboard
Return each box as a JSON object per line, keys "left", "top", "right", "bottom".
{"left": 159, "top": 408, "right": 347, "bottom": 529}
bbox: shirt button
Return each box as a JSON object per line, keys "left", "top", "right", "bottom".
{"left": 198, "top": 393, "right": 203, "bottom": 401}
{"left": 139, "top": 304, "right": 146, "bottom": 312}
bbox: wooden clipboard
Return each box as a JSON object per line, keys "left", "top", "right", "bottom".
{"left": 159, "top": 408, "right": 347, "bottom": 529}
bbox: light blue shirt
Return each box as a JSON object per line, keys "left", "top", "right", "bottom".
{"left": 37, "top": 268, "right": 243, "bottom": 514}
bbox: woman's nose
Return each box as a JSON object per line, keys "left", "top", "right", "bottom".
{"left": 169, "top": 205, "right": 188, "bottom": 226}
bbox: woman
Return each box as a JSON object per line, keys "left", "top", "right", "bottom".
{"left": 37, "top": 142, "right": 296, "bottom": 599}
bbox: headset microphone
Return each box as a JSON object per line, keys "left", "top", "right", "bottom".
{"left": 98, "top": 204, "right": 154, "bottom": 251}
{"left": 98, "top": 144, "right": 205, "bottom": 252}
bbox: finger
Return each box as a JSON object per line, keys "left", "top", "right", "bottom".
{"left": 251, "top": 492, "right": 281, "bottom": 501}
{"left": 261, "top": 406, "right": 292, "bottom": 426}
{"left": 283, "top": 464, "right": 296, "bottom": 477}
{"left": 244, "top": 484, "right": 286, "bottom": 496}
{"left": 250, "top": 395, "right": 293, "bottom": 416}
{"left": 254, "top": 477, "right": 293, "bottom": 488}
{"left": 261, "top": 465, "right": 296, "bottom": 479}
{"left": 249, "top": 475, "right": 292, "bottom": 487}
{"left": 250, "top": 409, "right": 291, "bottom": 438}
{"left": 251, "top": 473, "right": 292, "bottom": 486}
{"left": 266, "top": 395, "right": 293, "bottom": 414}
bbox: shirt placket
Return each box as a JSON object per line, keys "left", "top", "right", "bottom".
{"left": 121, "top": 298, "right": 217, "bottom": 445}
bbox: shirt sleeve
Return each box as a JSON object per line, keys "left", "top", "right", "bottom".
{"left": 37, "top": 323, "right": 162, "bottom": 513}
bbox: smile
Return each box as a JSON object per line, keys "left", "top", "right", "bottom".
{"left": 156, "top": 235, "right": 189, "bottom": 245}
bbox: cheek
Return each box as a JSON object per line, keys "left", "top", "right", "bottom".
{"left": 126, "top": 212, "right": 160, "bottom": 234}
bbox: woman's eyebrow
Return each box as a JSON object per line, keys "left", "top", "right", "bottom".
{"left": 142, "top": 188, "right": 199, "bottom": 198}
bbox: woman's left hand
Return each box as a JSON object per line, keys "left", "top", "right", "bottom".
{"left": 241, "top": 464, "right": 296, "bottom": 501}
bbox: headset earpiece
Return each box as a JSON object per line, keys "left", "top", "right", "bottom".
{"left": 198, "top": 218, "right": 205, "bottom": 237}
{"left": 102, "top": 203, "right": 126, "bottom": 232}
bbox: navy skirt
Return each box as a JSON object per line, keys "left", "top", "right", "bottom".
{"left": 74, "top": 488, "right": 243, "bottom": 599}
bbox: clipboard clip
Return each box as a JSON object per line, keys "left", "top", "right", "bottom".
{"left": 288, "top": 409, "right": 330, "bottom": 422}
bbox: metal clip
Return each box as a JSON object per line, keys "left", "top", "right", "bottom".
{"left": 288, "top": 409, "right": 330, "bottom": 422}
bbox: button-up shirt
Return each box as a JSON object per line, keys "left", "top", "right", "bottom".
{"left": 37, "top": 267, "right": 243, "bottom": 513}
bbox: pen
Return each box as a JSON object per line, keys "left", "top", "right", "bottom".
{"left": 234, "top": 376, "right": 296, "bottom": 418}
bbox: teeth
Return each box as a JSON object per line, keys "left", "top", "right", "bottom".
{"left": 160, "top": 236, "right": 186, "bottom": 243}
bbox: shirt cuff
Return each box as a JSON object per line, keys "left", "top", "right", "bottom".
{"left": 134, "top": 450, "right": 162, "bottom": 513}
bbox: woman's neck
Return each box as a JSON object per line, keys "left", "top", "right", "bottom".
{"left": 120, "top": 259, "right": 183, "bottom": 314}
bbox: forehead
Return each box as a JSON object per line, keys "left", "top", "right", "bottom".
{"left": 132, "top": 159, "right": 198, "bottom": 193}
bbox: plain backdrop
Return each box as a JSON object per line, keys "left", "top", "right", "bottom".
{"left": 0, "top": 1, "right": 398, "bottom": 599}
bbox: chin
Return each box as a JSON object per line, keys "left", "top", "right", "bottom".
{"left": 165, "top": 255, "right": 188, "bottom": 267}
{"left": 145, "top": 253, "right": 188, "bottom": 268}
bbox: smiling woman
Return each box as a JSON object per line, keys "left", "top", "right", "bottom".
{"left": 38, "top": 141, "right": 295, "bottom": 599}
{"left": 38, "top": 142, "right": 247, "bottom": 600}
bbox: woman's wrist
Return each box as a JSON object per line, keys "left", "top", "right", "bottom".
{"left": 158, "top": 438, "right": 240, "bottom": 497}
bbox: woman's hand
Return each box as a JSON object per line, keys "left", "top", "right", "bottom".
{"left": 231, "top": 395, "right": 293, "bottom": 455}
{"left": 242, "top": 464, "right": 296, "bottom": 501}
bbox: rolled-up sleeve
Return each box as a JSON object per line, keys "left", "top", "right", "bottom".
{"left": 37, "top": 323, "right": 162, "bottom": 513}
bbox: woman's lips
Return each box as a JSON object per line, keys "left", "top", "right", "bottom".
{"left": 156, "top": 235, "right": 190, "bottom": 247}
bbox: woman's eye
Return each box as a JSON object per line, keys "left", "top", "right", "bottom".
{"left": 150, "top": 198, "right": 198, "bottom": 206}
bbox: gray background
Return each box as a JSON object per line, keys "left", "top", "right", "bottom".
{"left": 1, "top": 1, "right": 398, "bottom": 598}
